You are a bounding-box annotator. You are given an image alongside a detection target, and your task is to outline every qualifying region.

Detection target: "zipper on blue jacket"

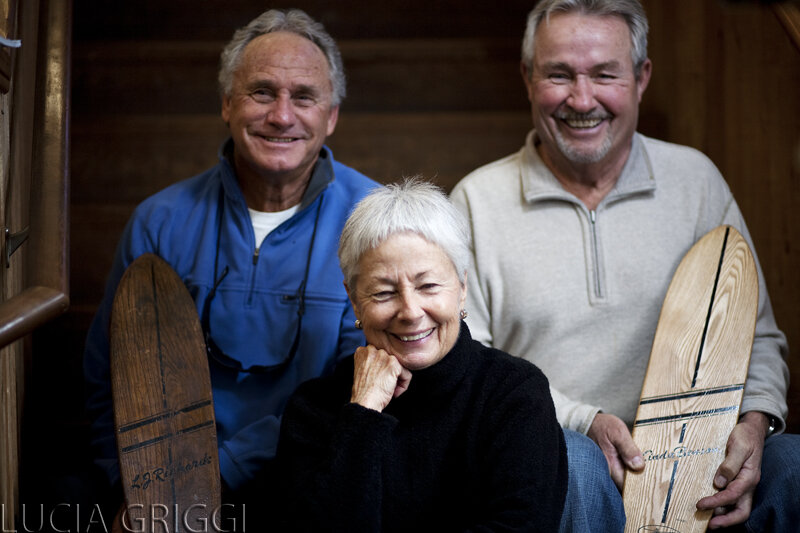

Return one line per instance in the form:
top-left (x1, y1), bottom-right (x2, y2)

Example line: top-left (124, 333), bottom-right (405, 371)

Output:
top-left (247, 246), bottom-right (261, 306)
top-left (590, 209), bottom-right (603, 299)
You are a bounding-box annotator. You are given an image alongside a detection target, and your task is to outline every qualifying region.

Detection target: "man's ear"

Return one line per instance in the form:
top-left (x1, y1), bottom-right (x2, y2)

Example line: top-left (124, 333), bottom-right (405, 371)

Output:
top-left (326, 105), bottom-right (340, 137)
top-left (520, 61), bottom-right (535, 102)
top-left (221, 94), bottom-right (231, 125)
top-left (636, 58), bottom-right (652, 102)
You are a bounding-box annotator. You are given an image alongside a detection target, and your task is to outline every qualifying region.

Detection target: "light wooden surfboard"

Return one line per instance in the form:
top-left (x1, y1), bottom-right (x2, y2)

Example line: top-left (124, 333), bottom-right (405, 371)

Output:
top-left (111, 253), bottom-right (221, 532)
top-left (622, 226), bottom-right (758, 533)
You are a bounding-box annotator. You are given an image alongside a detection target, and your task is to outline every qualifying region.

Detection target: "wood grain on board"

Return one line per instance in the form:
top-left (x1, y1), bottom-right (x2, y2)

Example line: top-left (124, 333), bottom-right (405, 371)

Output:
top-left (623, 226), bottom-right (758, 533)
top-left (111, 254), bottom-right (220, 532)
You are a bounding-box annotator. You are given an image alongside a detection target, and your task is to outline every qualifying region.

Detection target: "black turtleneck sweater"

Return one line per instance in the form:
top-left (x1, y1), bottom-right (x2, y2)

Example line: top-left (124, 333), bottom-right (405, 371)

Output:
top-left (276, 323), bottom-right (567, 532)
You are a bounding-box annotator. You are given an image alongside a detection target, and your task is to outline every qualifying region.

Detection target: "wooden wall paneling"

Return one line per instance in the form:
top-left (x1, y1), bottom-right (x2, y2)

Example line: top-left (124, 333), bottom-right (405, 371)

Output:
top-left (71, 38), bottom-right (528, 116)
top-left (70, 111), bottom-right (530, 207)
top-left (329, 111), bottom-right (531, 190)
top-left (341, 38), bottom-right (527, 112)
top-left (717, 1), bottom-right (800, 428)
top-left (71, 41), bottom-right (223, 117)
top-left (71, 0), bottom-right (535, 41)
top-left (640, 0), bottom-right (800, 430)
top-left (69, 204), bottom-right (136, 309)
top-left (70, 114), bottom-right (227, 205)
top-left (773, 1), bottom-right (800, 53)
top-left (639, 1), bottom-right (710, 148)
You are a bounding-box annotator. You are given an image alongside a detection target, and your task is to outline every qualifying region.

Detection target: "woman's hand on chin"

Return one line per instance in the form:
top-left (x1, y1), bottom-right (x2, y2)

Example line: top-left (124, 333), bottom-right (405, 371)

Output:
top-left (350, 345), bottom-right (412, 412)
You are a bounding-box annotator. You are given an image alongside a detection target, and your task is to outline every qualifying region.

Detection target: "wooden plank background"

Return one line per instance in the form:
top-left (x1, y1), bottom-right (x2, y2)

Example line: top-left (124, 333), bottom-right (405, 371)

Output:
top-left (23, 0), bottom-right (800, 505)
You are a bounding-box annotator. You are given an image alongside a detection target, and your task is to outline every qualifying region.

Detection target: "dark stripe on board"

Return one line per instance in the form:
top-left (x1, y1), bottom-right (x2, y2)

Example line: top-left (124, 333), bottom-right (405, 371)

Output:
top-left (119, 412), bottom-right (170, 434)
top-left (634, 405), bottom-right (739, 427)
top-left (150, 262), bottom-right (179, 520)
top-left (693, 227), bottom-right (730, 388)
top-left (179, 399), bottom-right (212, 413)
top-left (177, 420), bottom-right (215, 435)
top-left (640, 384), bottom-right (745, 406)
top-left (120, 420), bottom-right (214, 452)
top-left (121, 432), bottom-right (173, 453)
top-left (661, 460), bottom-right (680, 523)
top-left (118, 400), bottom-right (213, 434)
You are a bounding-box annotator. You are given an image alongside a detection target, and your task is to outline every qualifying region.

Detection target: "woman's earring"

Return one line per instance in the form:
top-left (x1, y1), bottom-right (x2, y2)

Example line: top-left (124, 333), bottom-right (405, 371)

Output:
top-left (355, 319), bottom-right (363, 329)
top-left (460, 309), bottom-right (468, 320)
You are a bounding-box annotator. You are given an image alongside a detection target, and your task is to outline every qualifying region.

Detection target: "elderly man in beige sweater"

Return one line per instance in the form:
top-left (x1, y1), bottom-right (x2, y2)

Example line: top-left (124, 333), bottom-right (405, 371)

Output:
top-left (451, 0), bottom-right (797, 532)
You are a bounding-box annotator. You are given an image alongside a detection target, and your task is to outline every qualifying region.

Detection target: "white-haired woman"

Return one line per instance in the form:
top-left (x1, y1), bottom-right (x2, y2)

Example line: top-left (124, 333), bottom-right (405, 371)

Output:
top-left (276, 180), bottom-right (567, 531)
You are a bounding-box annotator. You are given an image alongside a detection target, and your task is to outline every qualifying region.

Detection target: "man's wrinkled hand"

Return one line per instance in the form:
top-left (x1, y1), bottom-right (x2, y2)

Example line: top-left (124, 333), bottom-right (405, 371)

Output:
top-left (696, 411), bottom-right (768, 529)
top-left (587, 413), bottom-right (644, 489)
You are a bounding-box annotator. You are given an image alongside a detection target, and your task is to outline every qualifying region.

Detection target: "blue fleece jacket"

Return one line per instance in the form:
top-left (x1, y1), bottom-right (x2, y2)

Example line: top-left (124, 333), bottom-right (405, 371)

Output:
top-left (84, 142), bottom-right (379, 490)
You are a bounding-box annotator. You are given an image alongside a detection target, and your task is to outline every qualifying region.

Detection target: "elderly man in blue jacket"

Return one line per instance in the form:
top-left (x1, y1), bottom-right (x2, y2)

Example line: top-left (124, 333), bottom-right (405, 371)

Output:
top-left (83, 8), bottom-right (378, 521)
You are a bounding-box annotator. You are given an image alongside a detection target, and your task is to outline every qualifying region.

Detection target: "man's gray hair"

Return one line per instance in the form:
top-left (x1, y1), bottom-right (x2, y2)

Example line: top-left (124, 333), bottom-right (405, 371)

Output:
top-left (218, 9), bottom-right (346, 106)
top-left (521, 0), bottom-right (649, 79)
top-left (338, 179), bottom-right (471, 289)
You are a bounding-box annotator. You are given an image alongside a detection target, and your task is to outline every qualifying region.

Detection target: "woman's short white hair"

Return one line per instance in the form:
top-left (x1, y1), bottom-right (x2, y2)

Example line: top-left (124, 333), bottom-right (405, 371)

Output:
top-left (338, 178), bottom-right (471, 289)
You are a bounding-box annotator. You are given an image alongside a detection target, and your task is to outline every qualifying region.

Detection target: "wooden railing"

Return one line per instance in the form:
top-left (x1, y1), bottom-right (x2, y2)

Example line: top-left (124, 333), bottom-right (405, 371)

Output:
top-left (0, 0), bottom-right (70, 349)
top-left (0, 1), bottom-right (70, 528)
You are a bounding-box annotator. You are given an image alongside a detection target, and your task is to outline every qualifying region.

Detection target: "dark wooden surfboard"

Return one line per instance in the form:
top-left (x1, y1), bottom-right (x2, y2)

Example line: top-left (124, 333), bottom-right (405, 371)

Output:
top-left (622, 226), bottom-right (758, 533)
top-left (111, 253), bottom-right (221, 532)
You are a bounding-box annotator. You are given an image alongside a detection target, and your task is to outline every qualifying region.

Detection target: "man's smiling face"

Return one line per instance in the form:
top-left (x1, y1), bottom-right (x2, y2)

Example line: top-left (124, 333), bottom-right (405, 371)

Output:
top-left (222, 31), bottom-right (339, 185)
top-left (524, 12), bottom-right (650, 170)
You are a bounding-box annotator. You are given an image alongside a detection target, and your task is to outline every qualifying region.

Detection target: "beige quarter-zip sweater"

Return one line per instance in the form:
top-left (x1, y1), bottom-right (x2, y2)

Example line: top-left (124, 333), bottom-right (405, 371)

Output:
top-left (451, 130), bottom-right (789, 435)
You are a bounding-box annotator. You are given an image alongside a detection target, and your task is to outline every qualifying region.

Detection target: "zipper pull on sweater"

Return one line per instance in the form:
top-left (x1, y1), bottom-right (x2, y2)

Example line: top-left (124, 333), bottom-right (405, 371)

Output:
top-left (589, 209), bottom-right (603, 299)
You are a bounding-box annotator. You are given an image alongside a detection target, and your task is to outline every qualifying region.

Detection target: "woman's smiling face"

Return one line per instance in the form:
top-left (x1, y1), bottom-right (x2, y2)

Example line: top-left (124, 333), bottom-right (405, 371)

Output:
top-left (349, 233), bottom-right (466, 371)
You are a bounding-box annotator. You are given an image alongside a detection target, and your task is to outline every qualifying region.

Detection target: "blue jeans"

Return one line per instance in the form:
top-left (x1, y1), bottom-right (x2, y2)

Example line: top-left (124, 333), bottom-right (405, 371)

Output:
top-left (561, 429), bottom-right (800, 533)
top-left (560, 429), bottom-right (625, 533)
top-left (741, 433), bottom-right (800, 533)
